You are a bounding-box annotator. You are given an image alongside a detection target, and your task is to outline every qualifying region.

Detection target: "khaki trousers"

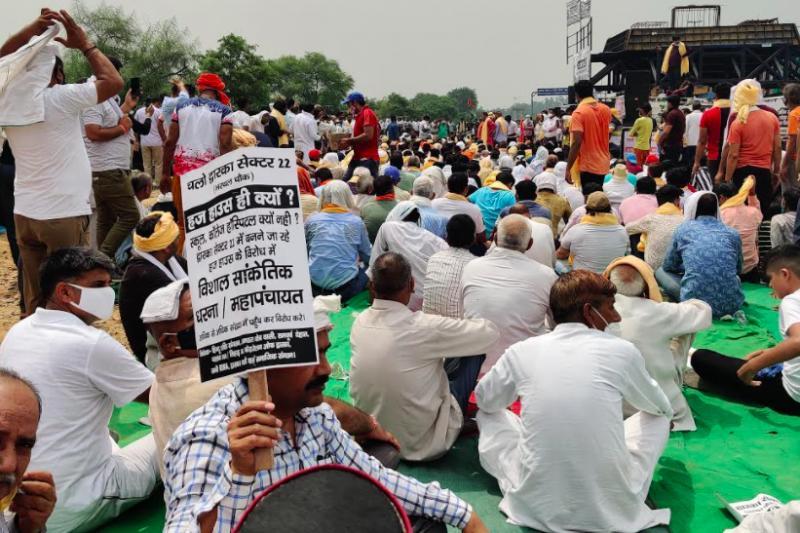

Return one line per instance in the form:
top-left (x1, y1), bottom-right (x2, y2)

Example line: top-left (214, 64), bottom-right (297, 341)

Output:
top-left (15, 213), bottom-right (89, 313)
top-left (92, 169), bottom-right (140, 259)
top-left (141, 145), bottom-right (163, 184)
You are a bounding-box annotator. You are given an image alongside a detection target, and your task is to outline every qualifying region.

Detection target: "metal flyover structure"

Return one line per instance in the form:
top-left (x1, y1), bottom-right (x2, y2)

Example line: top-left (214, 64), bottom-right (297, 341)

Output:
top-left (588, 6), bottom-right (800, 93)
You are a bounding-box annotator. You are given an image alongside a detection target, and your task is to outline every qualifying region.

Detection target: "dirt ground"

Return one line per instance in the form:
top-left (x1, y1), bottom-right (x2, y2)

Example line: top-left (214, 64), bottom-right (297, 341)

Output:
top-left (0, 236), bottom-right (129, 348)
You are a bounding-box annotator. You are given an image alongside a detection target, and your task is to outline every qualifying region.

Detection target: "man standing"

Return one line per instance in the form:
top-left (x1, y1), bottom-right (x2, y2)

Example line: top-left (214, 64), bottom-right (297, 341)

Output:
top-left (0, 9), bottom-right (123, 313)
top-left (724, 79), bottom-right (781, 213)
top-left (684, 102), bottom-right (703, 166)
top-left (161, 72), bottom-right (234, 251)
top-left (629, 104), bottom-right (654, 167)
top-left (566, 80), bottom-right (612, 194)
top-left (83, 56), bottom-right (142, 260)
top-left (494, 113), bottom-right (508, 145)
top-left (661, 35), bottom-right (689, 91)
top-left (476, 270), bottom-right (672, 532)
top-left (0, 369), bottom-right (57, 532)
top-left (0, 248), bottom-right (156, 531)
top-left (137, 95), bottom-right (164, 185)
top-left (291, 103), bottom-right (319, 163)
top-left (351, 253), bottom-right (499, 461)
top-left (659, 95), bottom-right (685, 164)
top-left (341, 91), bottom-right (380, 180)
top-left (462, 215), bottom-right (557, 374)
top-left (693, 83), bottom-right (732, 180)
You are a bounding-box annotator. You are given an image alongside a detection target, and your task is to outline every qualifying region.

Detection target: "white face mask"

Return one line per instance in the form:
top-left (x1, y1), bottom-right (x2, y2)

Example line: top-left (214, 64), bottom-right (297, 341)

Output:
top-left (590, 306), bottom-right (610, 331)
top-left (69, 284), bottom-right (115, 320)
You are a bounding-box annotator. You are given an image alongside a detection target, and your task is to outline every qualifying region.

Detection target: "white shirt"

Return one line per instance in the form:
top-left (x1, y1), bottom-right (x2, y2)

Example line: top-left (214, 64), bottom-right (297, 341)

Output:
top-left (291, 111), bottom-right (319, 161)
top-left (603, 179), bottom-right (635, 209)
top-left (779, 289), bottom-right (800, 402)
top-left (431, 196), bottom-right (485, 234)
top-left (82, 95), bottom-right (131, 171)
top-left (135, 106), bottom-right (162, 147)
top-left (476, 323), bottom-right (673, 532)
top-left (423, 247), bottom-right (475, 318)
top-left (350, 299), bottom-right (499, 460)
top-left (462, 247), bottom-right (557, 374)
top-left (248, 111), bottom-right (268, 133)
top-left (612, 295), bottom-right (712, 431)
top-left (5, 82), bottom-right (97, 220)
top-left (370, 221), bottom-right (448, 308)
top-left (0, 309), bottom-right (153, 512)
top-left (685, 110), bottom-right (703, 146)
top-left (561, 223), bottom-right (630, 273)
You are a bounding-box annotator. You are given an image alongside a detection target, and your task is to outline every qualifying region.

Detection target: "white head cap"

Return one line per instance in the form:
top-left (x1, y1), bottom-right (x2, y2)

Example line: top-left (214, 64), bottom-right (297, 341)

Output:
top-left (314, 295), bottom-right (341, 331)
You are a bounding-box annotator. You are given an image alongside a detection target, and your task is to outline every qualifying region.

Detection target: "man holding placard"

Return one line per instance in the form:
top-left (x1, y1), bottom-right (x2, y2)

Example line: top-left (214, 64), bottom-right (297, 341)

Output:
top-left (163, 296), bottom-right (488, 532)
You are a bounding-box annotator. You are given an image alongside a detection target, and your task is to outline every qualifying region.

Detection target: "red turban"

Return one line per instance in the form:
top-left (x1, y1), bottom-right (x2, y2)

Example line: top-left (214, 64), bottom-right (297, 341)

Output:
top-left (196, 72), bottom-right (231, 106)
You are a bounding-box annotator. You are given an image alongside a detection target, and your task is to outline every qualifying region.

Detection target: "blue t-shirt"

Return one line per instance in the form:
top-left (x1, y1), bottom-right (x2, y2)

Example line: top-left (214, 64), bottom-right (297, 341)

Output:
top-left (468, 187), bottom-right (516, 237)
top-left (305, 212), bottom-right (372, 289)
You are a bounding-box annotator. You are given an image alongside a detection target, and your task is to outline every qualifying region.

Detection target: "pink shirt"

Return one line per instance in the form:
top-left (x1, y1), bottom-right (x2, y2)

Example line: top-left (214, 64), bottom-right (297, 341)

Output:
top-left (619, 194), bottom-right (658, 225)
top-left (720, 199), bottom-right (763, 274)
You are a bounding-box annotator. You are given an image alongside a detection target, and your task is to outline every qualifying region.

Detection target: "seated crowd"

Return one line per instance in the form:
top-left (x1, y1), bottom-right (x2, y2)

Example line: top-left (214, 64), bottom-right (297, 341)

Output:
top-left (2, 12), bottom-right (800, 533)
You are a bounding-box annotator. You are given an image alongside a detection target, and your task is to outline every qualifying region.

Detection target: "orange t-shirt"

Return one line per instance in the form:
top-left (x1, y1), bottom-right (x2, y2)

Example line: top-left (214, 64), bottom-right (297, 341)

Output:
top-left (727, 110), bottom-right (779, 169)
top-left (570, 101), bottom-right (612, 175)
top-left (789, 106), bottom-right (800, 136)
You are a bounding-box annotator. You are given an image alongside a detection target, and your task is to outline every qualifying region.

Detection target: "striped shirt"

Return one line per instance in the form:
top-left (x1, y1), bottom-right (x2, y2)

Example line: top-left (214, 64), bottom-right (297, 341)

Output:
top-left (163, 379), bottom-right (472, 532)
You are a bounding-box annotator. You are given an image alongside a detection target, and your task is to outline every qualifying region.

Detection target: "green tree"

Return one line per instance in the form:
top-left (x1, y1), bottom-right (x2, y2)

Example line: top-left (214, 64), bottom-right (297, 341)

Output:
top-left (198, 34), bottom-right (272, 111)
top-left (447, 87), bottom-right (479, 117)
top-left (123, 19), bottom-right (198, 98)
top-left (63, 1), bottom-right (197, 98)
top-left (374, 92), bottom-right (412, 118)
top-left (267, 53), bottom-right (353, 109)
top-left (410, 93), bottom-right (457, 120)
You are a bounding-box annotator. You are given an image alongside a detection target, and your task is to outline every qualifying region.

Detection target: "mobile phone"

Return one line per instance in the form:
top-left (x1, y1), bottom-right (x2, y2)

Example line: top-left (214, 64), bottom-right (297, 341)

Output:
top-left (130, 77), bottom-right (141, 97)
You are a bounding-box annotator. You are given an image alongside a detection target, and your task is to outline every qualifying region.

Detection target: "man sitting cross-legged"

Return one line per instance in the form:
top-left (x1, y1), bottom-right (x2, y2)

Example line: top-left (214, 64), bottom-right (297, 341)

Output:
top-left (476, 270), bottom-right (673, 533)
top-left (351, 252), bottom-right (499, 461)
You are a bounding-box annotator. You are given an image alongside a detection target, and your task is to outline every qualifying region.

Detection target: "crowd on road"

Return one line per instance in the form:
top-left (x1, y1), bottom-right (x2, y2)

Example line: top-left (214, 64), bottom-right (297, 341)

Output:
top-left (0, 8), bottom-right (800, 533)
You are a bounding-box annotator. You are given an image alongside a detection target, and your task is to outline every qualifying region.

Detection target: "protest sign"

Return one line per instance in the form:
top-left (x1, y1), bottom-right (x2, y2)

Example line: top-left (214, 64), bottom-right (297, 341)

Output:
top-left (181, 147), bottom-right (318, 383)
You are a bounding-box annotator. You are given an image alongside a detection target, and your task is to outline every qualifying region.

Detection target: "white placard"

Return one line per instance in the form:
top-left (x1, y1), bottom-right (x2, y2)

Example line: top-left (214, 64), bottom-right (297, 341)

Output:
top-left (180, 147), bottom-right (317, 382)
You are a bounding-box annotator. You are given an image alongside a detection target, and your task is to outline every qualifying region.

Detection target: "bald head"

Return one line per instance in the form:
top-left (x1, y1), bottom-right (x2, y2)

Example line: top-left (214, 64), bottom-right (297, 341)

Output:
top-left (496, 214), bottom-right (532, 253)
top-left (371, 252), bottom-right (413, 302)
top-left (608, 264), bottom-right (646, 297)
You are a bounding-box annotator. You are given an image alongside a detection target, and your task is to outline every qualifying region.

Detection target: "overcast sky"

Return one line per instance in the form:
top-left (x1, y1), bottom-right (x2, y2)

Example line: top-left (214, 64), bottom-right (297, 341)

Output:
top-left (1, 1), bottom-right (798, 108)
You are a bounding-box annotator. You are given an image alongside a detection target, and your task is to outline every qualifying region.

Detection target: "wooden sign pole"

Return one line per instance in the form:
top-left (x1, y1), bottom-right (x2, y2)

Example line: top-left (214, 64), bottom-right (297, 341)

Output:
top-left (247, 369), bottom-right (274, 470)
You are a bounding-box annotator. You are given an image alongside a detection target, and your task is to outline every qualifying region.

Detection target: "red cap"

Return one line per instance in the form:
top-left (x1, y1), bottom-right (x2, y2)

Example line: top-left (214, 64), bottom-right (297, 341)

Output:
top-left (645, 154), bottom-right (660, 166)
top-left (308, 149), bottom-right (321, 160)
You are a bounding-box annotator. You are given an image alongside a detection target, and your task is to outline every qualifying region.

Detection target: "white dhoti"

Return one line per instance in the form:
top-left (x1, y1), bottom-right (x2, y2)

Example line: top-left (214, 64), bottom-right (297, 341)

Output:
top-left (477, 409), bottom-right (671, 529)
top-left (48, 434), bottom-right (160, 533)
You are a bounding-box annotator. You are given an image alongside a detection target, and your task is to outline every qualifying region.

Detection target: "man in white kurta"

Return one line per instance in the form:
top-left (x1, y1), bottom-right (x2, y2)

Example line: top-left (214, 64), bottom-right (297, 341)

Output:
top-left (462, 214), bottom-right (557, 374)
top-left (476, 270), bottom-right (673, 533)
top-left (351, 252), bottom-right (500, 461)
top-left (605, 256), bottom-right (712, 431)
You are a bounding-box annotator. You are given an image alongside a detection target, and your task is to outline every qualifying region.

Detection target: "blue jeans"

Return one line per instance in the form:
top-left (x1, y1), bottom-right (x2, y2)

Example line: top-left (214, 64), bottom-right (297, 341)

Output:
top-left (447, 354), bottom-right (485, 415)
top-left (655, 267), bottom-right (682, 301)
top-left (312, 268), bottom-right (368, 304)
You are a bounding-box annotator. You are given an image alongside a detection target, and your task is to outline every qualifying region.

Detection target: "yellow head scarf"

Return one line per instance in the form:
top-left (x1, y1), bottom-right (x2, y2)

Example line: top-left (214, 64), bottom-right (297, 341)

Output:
top-left (720, 176), bottom-right (756, 209)
top-left (733, 81), bottom-right (761, 124)
top-left (232, 129), bottom-right (257, 148)
top-left (133, 211), bottom-right (179, 252)
top-left (604, 256), bottom-right (663, 302)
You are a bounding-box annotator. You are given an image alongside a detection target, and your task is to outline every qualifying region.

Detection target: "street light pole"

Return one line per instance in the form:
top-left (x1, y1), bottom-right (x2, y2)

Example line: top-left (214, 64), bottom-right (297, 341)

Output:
top-left (530, 90), bottom-right (536, 116)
